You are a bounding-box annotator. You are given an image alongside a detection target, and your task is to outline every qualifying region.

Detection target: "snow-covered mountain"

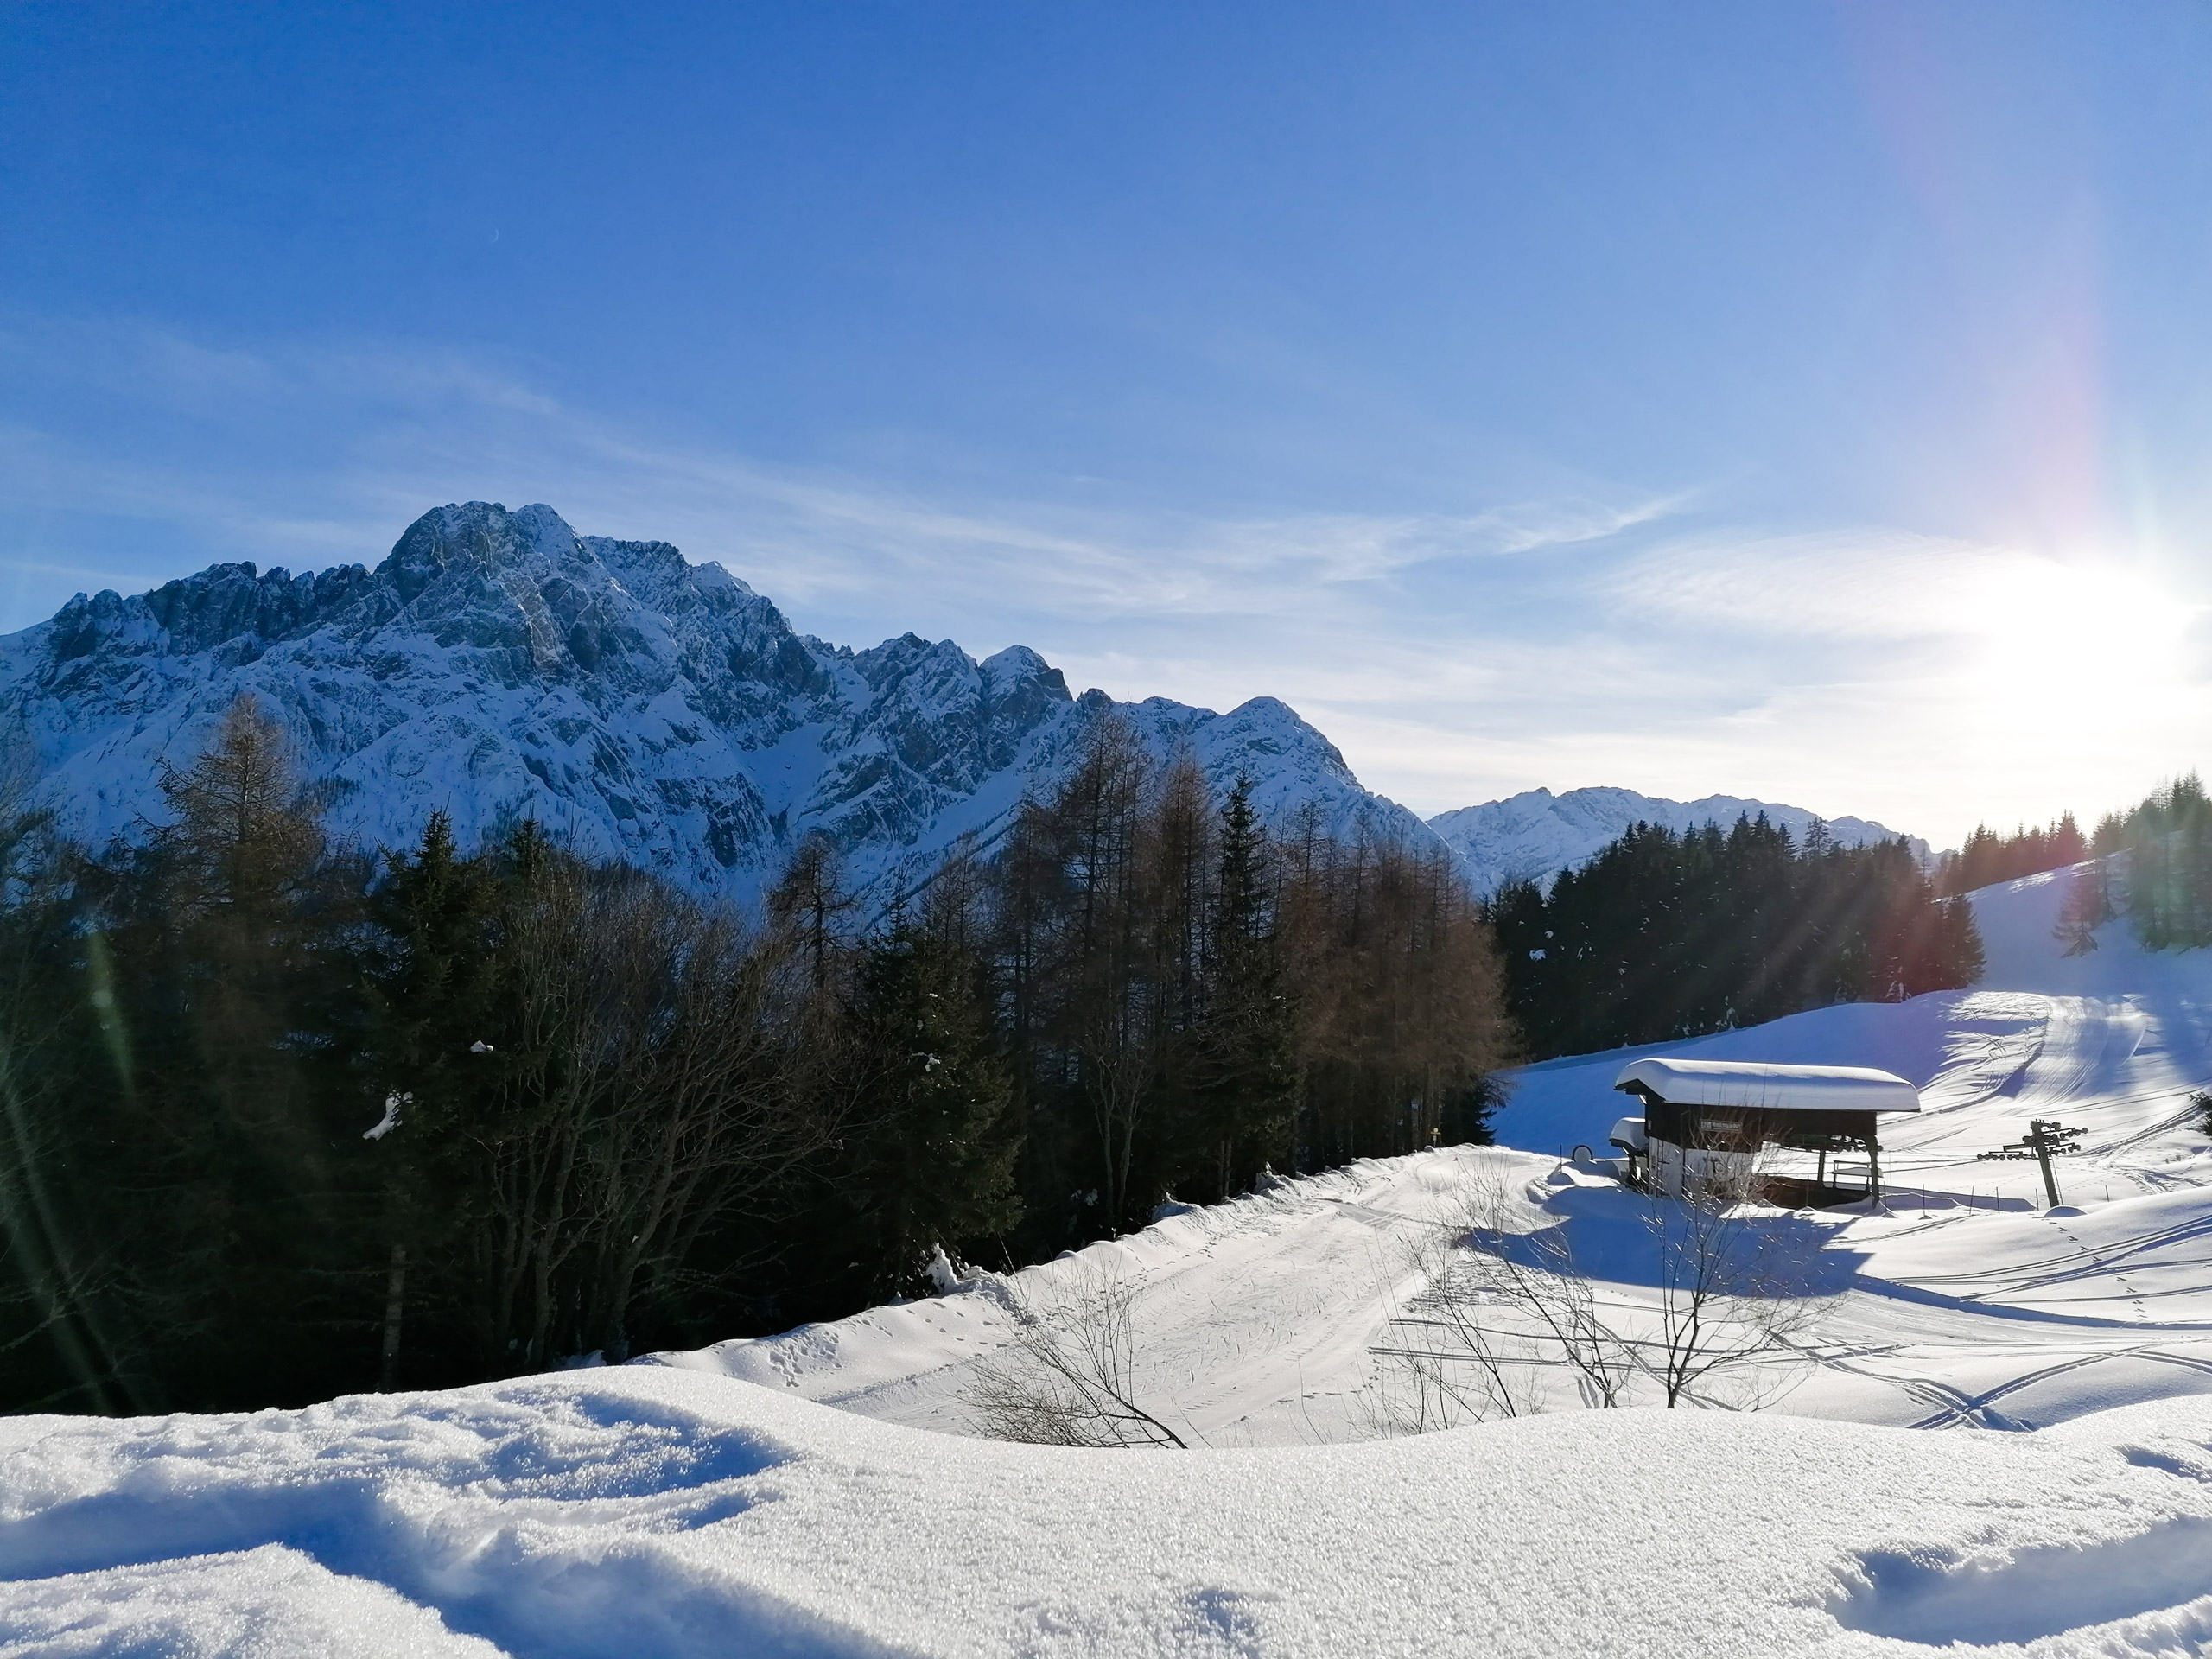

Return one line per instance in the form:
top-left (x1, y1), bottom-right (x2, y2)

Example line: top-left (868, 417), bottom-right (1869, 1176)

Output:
top-left (1429, 785), bottom-right (1924, 897)
top-left (1, 501), bottom-right (1437, 904)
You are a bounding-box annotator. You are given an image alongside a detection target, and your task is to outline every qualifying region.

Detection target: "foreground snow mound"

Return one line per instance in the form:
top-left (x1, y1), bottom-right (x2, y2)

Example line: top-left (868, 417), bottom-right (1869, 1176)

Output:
top-left (2, 1371), bottom-right (2210, 1657)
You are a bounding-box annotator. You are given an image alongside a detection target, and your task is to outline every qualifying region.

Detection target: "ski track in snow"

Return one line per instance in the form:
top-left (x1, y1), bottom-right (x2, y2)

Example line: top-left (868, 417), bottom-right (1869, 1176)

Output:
top-left (7, 863), bottom-right (2212, 1655)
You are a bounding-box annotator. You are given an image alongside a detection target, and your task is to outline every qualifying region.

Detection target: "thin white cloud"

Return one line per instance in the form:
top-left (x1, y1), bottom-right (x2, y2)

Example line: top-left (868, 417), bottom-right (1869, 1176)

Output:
top-left (6, 311), bottom-right (2209, 849)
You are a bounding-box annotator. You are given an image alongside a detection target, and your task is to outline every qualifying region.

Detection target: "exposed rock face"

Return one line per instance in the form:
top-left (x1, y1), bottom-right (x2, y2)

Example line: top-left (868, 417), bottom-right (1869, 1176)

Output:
top-left (1427, 785), bottom-right (1924, 899)
top-left (3, 502), bottom-right (1439, 903)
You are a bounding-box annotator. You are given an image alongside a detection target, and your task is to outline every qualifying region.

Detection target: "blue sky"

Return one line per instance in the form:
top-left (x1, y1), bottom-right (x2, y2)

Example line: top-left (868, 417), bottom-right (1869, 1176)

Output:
top-left (5, 2), bottom-right (2211, 845)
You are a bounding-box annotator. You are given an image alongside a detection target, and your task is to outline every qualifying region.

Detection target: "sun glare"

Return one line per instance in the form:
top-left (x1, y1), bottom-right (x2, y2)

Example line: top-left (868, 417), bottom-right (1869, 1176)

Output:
top-left (1964, 556), bottom-right (2195, 739)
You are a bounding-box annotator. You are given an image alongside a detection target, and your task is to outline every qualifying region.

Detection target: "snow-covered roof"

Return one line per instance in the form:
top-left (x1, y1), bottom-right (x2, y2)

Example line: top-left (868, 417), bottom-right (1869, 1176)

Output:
top-left (1612, 1058), bottom-right (1921, 1114)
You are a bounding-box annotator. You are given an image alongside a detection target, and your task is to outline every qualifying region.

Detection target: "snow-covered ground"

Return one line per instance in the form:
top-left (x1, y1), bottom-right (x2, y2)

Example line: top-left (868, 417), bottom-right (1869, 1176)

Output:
top-left (664, 865), bottom-right (2212, 1442)
top-left (7, 864), bottom-right (2212, 1655)
top-left (4, 1370), bottom-right (2211, 1657)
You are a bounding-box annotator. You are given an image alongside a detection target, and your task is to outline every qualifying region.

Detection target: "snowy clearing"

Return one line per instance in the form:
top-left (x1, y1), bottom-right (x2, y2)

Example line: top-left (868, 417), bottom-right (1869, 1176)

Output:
top-left (7, 864), bottom-right (2212, 1655)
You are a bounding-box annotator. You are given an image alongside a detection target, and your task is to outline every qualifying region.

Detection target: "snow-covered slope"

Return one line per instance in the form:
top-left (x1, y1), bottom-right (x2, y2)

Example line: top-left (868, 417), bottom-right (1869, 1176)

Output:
top-left (1494, 861), bottom-right (2212, 1179)
top-left (657, 858), bottom-right (2212, 1447)
top-left (7, 864), bottom-right (2212, 1654)
top-left (0, 501), bottom-right (1436, 904)
top-left (1429, 785), bottom-right (1923, 896)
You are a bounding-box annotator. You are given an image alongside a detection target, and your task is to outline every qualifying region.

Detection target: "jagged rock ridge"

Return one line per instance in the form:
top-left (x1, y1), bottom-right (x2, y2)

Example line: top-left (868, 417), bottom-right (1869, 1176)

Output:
top-left (2, 502), bottom-right (1439, 903)
top-left (1428, 785), bottom-right (1924, 898)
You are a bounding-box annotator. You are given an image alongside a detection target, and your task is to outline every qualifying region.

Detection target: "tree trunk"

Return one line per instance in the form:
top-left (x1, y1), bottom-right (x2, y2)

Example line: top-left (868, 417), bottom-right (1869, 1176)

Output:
top-left (378, 1243), bottom-right (407, 1390)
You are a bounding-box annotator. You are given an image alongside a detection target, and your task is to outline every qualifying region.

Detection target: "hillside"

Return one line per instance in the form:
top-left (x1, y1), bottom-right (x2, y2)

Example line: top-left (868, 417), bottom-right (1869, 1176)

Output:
top-left (0, 501), bottom-right (1434, 904)
top-left (1429, 784), bottom-right (1923, 896)
top-left (658, 861), bottom-right (2212, 1443)
top-left (3, 863), bottom-right (2212, 1654)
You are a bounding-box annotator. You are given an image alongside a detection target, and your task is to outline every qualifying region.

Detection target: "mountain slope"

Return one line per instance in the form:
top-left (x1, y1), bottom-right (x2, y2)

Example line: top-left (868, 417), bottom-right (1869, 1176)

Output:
top-left (2, 501), bottom-right (1436, 902)
top-left (1429, 784), bottom-right (1923, 896)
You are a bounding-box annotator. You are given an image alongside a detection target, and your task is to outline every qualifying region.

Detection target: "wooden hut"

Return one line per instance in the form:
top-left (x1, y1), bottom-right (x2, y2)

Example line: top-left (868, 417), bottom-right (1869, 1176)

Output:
top-left (1610, 1058), bottom-right (1921, 1207)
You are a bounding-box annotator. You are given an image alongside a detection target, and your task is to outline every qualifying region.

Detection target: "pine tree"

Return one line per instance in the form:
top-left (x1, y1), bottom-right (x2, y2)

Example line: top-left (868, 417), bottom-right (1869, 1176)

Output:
top-left (94, 692), bottom-right (371, 1407)
top-left (2054, 862), bottom-right (2109, 957)
top-left (1190, 776), bottom-right (1298, 1198)
top-left (841, 925), bottom-right (1022, 1291)
top-left (359, 811), bottom-right (507, 1386)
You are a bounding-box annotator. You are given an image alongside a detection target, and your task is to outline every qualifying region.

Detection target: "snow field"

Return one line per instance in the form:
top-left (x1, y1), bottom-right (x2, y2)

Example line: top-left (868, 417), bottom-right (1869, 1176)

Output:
top-left (1497, 865), bottom-right (2212, 1204)
top-left (3, 1368), bottom-right (2211, 1657)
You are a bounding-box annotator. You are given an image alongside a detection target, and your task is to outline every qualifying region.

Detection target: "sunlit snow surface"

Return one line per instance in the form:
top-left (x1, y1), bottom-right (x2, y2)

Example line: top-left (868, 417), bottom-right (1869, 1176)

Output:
top-left (8, 866), bottom-right (2212, 1656)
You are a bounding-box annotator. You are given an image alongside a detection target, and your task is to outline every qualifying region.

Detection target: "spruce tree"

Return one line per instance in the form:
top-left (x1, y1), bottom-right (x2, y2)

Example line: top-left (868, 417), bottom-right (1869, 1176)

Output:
top-left (2054, 862), bottom-right (2108, 957)
top-left (359, 811), bottom-right (508, 1386)
top-left (1190, 777), bottom-right (1298, 1198)
top-left (840, 924), bottom-right (1022, 1293)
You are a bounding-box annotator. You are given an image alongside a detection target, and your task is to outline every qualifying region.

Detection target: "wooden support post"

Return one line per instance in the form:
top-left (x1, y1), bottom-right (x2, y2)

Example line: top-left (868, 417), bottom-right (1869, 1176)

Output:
top-left (2031, 1124), bottom-right (2062, 1209)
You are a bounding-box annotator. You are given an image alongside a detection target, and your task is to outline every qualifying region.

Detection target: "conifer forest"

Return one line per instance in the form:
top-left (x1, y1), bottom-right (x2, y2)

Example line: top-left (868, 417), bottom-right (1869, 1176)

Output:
top-left (1491, 815), bottom-right (1986, 1060)
top-left (13, 695), bottom-right (2202, 1418)
top-left (0, 699), bottom-right (1510, 1413)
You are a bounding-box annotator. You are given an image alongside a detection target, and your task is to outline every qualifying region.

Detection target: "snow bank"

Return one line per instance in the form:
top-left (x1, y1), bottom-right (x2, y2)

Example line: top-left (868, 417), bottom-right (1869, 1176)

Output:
top-left (3, 1369), bottom-right (2210, 1657)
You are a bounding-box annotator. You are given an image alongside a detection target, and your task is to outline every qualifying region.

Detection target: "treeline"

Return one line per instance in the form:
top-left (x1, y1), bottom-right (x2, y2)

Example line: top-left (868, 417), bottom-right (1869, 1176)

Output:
top-left (1492, 815), bottom-right (1983, 1060)
top-left (1959, 773), bottom-right (2212, 954)
top-left (2098, 772), bottom-right (2212, 950)
top-left (0, 698), bottom-right (1510, 1414)
top-left (1938, 814), bottom-right (2090, 895)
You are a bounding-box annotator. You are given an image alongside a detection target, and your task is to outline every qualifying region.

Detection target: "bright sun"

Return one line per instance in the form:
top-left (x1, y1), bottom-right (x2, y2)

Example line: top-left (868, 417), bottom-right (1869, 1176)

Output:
top-left (1965, 556), bottom-right (2196, 741)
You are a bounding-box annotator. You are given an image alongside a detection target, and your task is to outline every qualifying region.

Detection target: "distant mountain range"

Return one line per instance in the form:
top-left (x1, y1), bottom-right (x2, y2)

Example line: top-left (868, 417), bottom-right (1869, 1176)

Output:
top-left (1, 502), bottom-right (1433, 905)
top-left (2, 501), bottom-right (1924, 912)
top-left (1427, 786), bottom-right (1923, 898)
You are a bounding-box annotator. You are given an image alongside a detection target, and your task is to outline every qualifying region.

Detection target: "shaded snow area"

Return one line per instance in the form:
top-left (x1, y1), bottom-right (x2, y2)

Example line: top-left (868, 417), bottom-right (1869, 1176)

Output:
top-left (9, 861), bottom-right (2212, 1655)
top-left (3, 1372), bottom-right (2210, 1658)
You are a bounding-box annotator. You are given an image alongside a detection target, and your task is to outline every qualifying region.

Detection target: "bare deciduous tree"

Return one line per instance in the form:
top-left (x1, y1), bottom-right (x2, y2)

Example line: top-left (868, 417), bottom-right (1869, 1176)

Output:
top-left (1370, 1173), bottom-right (1630, 1430)
top-left (1646, 1161), bottom-right (1830, 1408)
top-left (964, 1266), bottom-right (1189, 1448)
top-left (472, 858), bottom-right (842, 1368)
top-left (1372, 1161), bottom-right (1833, 1423)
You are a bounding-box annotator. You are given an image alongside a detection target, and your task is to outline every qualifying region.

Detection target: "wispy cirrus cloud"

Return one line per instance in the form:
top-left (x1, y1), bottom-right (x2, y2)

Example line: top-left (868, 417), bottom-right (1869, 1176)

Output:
top-left (0, 314), bottom-right (1682, 642)
top-left (1605, 527), bottom-right (2168, 643)
top-left (7, 311), bottom-right (2209, 847)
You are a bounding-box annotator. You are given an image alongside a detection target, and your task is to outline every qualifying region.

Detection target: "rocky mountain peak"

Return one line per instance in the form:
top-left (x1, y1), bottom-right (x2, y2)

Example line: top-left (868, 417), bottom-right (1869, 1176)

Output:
top-left (3, 502), bottom-right (1436, 907)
